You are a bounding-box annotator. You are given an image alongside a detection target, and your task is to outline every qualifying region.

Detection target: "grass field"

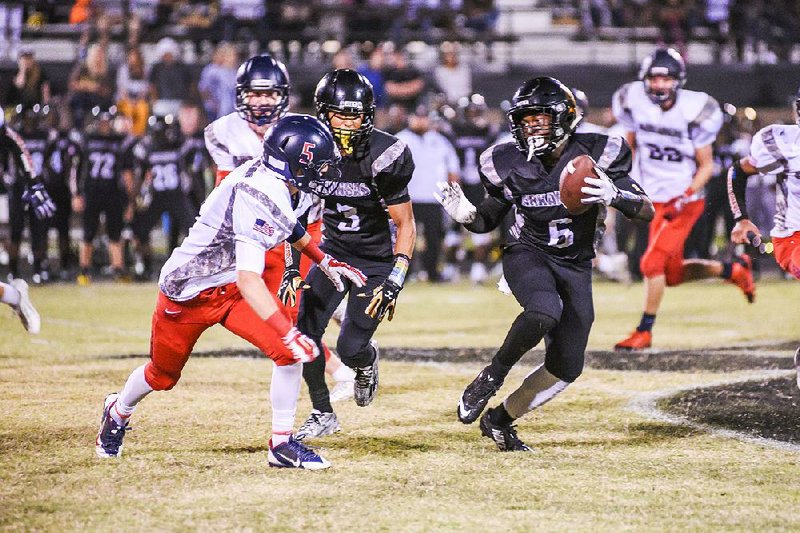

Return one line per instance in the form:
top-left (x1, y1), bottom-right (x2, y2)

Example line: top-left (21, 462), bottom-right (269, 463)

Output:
top-left (1, 279), bottom-right (799, 530)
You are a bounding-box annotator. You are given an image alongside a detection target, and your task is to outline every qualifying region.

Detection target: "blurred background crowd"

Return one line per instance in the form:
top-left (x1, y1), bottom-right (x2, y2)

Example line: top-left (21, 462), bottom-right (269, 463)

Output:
top-left (0, 0), bottom-right (798, 285)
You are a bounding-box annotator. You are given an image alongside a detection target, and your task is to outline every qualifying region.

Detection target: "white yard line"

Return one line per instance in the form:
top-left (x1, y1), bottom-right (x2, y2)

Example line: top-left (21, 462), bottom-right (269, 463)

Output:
top-left (628, 370), bottom-right (800, 453)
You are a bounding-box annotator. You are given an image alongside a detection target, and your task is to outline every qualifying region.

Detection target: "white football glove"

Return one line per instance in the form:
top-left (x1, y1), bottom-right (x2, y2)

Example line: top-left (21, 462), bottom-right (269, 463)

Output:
top-left (580, 166), bottom-right (620, 206)
top-left (319, 254), bottom-right (367, 292)
top-left (434, 181), bottom-right (477, 224)
top-left (281, 327), bottom-right (319, 363)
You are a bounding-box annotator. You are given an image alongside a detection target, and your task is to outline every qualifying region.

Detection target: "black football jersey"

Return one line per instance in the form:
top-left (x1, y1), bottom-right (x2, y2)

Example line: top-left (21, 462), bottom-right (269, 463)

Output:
top-left (322, 128), bottom-right (415, 260)
top-left (44, 131), bottom-right (83, 190)
top-left (20, 129), bottom-right (49, 182)
top-left (451, 121), bottom-right (496, 185)
top-left (134, 138), bottom-right (183, 193)
top-left (479, 133), bottom-right (644, 263)
top-left (80, 132), bottom-right (131, 192)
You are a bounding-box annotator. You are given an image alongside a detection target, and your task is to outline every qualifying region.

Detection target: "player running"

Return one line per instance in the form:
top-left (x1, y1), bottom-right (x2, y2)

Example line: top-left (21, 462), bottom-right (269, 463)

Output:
top-left (95, 115), bottom-right (366, 469)
top-left (437, 77), bottom-right (654, 451)
top-left (612, 48), bottom-right (754, 351)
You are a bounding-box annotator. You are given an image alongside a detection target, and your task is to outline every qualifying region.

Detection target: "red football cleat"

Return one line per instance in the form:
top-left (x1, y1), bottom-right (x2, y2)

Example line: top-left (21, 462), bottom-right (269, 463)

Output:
top-left (614, 330), bottom-right (652, 351)
top-left (729, 254), bottom-right (756, 303)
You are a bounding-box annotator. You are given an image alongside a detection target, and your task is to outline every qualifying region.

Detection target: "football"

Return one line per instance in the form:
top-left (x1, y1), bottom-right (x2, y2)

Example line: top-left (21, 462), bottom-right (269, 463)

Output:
top-left (559, 154), bottom-right (599, 215)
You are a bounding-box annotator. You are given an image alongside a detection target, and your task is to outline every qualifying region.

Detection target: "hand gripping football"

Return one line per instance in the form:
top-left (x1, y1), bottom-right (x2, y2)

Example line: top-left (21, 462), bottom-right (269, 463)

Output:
top-left (559, 154), bottom-right (599, 215)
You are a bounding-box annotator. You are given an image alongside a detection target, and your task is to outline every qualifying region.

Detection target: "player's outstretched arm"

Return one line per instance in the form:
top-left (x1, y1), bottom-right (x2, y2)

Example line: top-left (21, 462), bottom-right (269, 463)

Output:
top-left (435, 181), bottom-right (511, 233)
top-left (728, 157), bottom-right (760, 244)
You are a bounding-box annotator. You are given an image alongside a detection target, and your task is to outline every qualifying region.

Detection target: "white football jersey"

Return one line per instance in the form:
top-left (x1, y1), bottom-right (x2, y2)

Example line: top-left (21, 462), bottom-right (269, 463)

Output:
top-left (612, 81), bottom-right (722, 202)
top-left (159, 159), bottom-right (314, 301)
top-left (747, 124), bottom-right (800, 237)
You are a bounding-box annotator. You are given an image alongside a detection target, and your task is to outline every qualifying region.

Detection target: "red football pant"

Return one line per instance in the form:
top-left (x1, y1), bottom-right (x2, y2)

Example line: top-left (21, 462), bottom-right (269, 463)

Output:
top-left (144, 284), bottom-right (296, 391)
top-left (640, 199), bottom-right (705, 286)
top-left (773, 231), bottom-right (800, 280)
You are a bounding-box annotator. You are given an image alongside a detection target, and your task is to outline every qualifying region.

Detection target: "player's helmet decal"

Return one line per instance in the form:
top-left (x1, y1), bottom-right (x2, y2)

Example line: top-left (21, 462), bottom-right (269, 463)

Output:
top-left (639, 48), bottom-right (686, 105)
top-left (507, 76), bottom-right (579, 159)
top-left (314, 69), bottom-right (375, 155)
top-left (235, 54), bottom-right (290, 127)
top-left (262, 114), bottom-right (341, 196)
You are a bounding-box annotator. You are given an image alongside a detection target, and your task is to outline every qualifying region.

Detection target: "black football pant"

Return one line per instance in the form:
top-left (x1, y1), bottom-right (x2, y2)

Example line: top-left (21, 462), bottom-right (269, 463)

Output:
top-left (411, 202), bottom-right (445, 282)
top-left (297, 244), bottom-right (392, 413)
top-left (7, 182), bottom-right (47, 276)
top-left (500, 244), bottom-right (595, 383)
top-left (47, 185), bottom-right (74, 270)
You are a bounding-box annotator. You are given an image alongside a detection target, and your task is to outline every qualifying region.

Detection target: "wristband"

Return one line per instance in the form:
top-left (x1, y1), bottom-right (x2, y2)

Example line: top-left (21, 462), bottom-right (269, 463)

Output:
top-left (265, 310), bottom-right (292, 337)
top-left (387, 254), bottom-right (410, 287)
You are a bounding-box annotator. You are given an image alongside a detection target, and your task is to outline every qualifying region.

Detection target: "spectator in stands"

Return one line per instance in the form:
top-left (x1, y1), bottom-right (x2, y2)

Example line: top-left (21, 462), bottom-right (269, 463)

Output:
top-left (116, 47), bottom-right (150, 137)
top-left (461, 0), bottom-right (499, 33)
top-left (149, 37), bottom-right (194, 116)
top-left (433, 42), bottom-right (472, 106)
top-left (68, 43), bottom-right (114, 128)
top-left (704, 0), bottom-right (731, 62)
top-left (7, 49), bottom-right (51, 108)
top-left (384, 48), bottom-right (427, 111)
top-left (656, 0), bottom-right (691, 57)
top-left (0, 2), bottom-right (23, 60)
top-left (332, 48), bottom-right (355, 70)
top-left (397, 105), bottom-right (460, 282)
top-left (578, 0), bottom-right (613, 39)
top-left (198, 42), bottom-right (239, 122)
top-left (358, 45), bottom-right (387, 108)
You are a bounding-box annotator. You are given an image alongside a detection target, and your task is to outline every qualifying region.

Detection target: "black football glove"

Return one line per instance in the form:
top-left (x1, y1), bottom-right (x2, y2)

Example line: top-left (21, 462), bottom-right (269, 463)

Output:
top-left (361, 279), bottom-right (402, 322)
top-left (22, 181), bottom-right (56, 220)
top-left (278, 268), bottom-right (310, 307)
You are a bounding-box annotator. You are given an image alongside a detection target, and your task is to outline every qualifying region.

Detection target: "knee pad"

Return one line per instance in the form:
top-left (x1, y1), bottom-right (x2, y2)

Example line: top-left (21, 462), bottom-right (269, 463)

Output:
top-left (521, 309), bottom-right (558, 335)
top-left (336, 335), bottom-right (369, 363)
top-left (144, 360), bottom-right (180, 391)
top-left (545, 359), bottom-right (583, 383)
top-left (640, 249), bottom-right (666, 279)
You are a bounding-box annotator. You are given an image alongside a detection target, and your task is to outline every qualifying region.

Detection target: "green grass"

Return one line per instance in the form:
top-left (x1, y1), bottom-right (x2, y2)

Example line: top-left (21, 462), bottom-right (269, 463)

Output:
top-left (1, 279), bottom-right (799, 530)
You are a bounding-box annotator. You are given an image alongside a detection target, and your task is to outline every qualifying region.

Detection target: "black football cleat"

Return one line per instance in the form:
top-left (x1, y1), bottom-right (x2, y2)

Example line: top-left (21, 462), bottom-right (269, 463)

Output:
top-left (457, 366), bottom-right (502, 424)
top-left (479, 408), bottom-right (532, 452)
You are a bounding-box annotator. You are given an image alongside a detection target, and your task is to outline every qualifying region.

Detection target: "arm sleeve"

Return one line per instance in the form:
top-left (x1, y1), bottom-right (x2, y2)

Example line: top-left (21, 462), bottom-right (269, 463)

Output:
top-left (601, 136), bottom-right (651, 219)
top-left (689, 95), bottom-right (723, 148)
top-left (477, 144), bottom-right (508, 201)
top-left (464, 195), bottom-right (512, 233)
top-left (374, 142), bottom-right (415, 206)
top-left (4, 127), bottom-right (36, 183)
top-left (727, 159), bottom-right (751, 221)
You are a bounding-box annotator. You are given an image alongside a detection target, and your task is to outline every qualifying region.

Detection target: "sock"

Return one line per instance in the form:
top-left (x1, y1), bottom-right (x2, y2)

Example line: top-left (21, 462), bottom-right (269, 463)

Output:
top-left (488, 311), bottom-right (557, 381)
top-left (503, 364), bottom-right (569, 419)
top-left (489, 404), bottom-right (515, 426)
top-left (0, 282), bottom-right (20, 306)
top-left (636, 313), bottom-right (656, 332)
top-left (332, 364), bottom-right (355, 383)
top-left (114, 364), bottom-right (153, 425)
top-left (720, 262), bottom-right (733, 279)
top-left (271, 362), bottom-right (302, 443)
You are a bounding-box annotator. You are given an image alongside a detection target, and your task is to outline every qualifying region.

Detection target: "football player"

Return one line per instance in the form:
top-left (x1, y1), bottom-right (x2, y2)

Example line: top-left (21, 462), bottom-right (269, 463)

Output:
top-left (728, 85), bottom-right (800, 388)
top-left (612, 48), bottom-right (754, 351)
top-left (130, 114), bottom-right (196, 280)
top-left (436, 77), bottom-right (654, 451)
top-left (95, 115), bottom-right (366, 469)
top-left (204, 54), bottom-right (356, 401)
top-left (74, 105), bottom-right (134, 284)
top-left (294, 69), bottom-right (416, 440)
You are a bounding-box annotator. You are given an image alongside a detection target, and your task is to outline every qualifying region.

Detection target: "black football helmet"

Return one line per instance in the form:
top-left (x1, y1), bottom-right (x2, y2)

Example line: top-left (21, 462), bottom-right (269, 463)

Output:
top-left (262, 114), bottom-right (341, 196)
top-left (639, 48), bottom-right (686, 105)
top-left (458, 93), bottom-right (489, 127)
top-left (507, 76), bottom-right (579, 159)
top-left (235, 54), bottom-right (290, 126)
top-left (14, 103), bottom-right (51, 134)
top-left (314, 69), bottom-right (375, 155)
top-left (146, 114), bottom-right (182, 148)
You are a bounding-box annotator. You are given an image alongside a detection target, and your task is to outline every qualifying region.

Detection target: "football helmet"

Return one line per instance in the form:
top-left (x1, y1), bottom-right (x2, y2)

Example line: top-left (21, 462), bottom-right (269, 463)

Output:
top-left (458, 93), bottom-right (489, 127)
top-left (507, 76), bottom-right (579, 159)
top-left (639, 48), bottom-right (686, 105)
top-left (235, 54), bottom-right (290, 126)
top-left (262, 114), bottom-right (341, 196)
top-left (146, 114), bottom-right (182, 148)
top-left (314, 69), bottom-right (375, 155)
top-left (14, 103), bottom-right (51, 134)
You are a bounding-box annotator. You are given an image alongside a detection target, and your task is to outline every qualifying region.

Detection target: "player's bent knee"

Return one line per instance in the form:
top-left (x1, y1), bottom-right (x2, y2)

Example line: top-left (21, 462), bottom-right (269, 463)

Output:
top-left (144, 361), bottom-right (180, 391)
top-left (336, 336), bottom-right (369, 363)
top-left (545, 360), bottom-right (583, 383)
top-left (520, 309), bottom-right (558, 336)
top-left (665, 269), bottom-right (684, 286)
top-left (640, 252), bottom-right (666, 279)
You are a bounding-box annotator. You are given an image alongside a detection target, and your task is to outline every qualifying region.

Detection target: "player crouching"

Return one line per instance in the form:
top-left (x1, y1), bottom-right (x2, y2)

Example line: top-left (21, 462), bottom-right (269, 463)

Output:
top-left (95, 116), bottom-right (366, 469)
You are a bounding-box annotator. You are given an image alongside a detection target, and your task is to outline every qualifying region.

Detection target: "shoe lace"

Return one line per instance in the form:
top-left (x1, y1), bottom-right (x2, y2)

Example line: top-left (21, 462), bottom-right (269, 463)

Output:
top-left (355, 366), bottom-right (374, 388)
top-left (288, 438), bottom-right (322, 462)
top-left (467, 371), bottom-right (499, 399)
top-left (299, 412), bottom-right (323, 432)
top-left (502, 425), bottom-right (527, 450)
top-left (103, 417), bottom-right (131, 445)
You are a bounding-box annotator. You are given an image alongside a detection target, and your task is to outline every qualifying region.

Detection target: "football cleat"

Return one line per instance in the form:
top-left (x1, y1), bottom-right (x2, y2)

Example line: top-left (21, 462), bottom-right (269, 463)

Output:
top-left (457, 366), bottom-right (502, 424)
top-left (95, 393), bottom-right (130, 458)
top-left (9, 278), bottom-right (40, 334)
top-left (794, 347), bottom-right (800, 390)
top-left (296, 410), bottom-right (341, 440)
top-left (353, 340), bottom-right (379, 406)
top-left (479, 408), bottom-right (532, 452)
top-left (614, 330), bottom-right (652, 351)
top-left (268, 436), bottom-right (331, 470)
top-left (329, 380), bottom-right (355, 403)
top-left (729, 254), bottom-right (755, 303)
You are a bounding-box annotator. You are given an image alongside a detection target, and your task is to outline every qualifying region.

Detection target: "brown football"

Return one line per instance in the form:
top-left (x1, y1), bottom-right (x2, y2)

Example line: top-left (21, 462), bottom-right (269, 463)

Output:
top-left (559, 154), bottom-right (599, 215)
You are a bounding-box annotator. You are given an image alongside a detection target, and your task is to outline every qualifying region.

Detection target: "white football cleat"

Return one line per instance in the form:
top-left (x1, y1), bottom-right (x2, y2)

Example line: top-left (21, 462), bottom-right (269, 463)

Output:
top-left (10, 278), bottom-right (40, 334)
top-left (330, 380), bottom-right (355, 403)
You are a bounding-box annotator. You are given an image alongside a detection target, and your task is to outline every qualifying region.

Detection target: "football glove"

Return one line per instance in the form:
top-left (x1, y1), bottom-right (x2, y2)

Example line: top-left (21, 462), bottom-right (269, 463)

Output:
top-left (434, 181), bottom-right (477, 224)
top-left (319, 254), bottom-right (367, 292)
top-left (278, 268), bottom-right (310, 307)
top-left (22, 181), bottom-right (56, 220)
top-left (663, 187), bottom-right (694, 221)
top-left (580, 166), bottom-right (620, 206)
top-left (281, 327), bottom-right (319, 363)
top-left (361, 279), bottom-right (402, 322)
